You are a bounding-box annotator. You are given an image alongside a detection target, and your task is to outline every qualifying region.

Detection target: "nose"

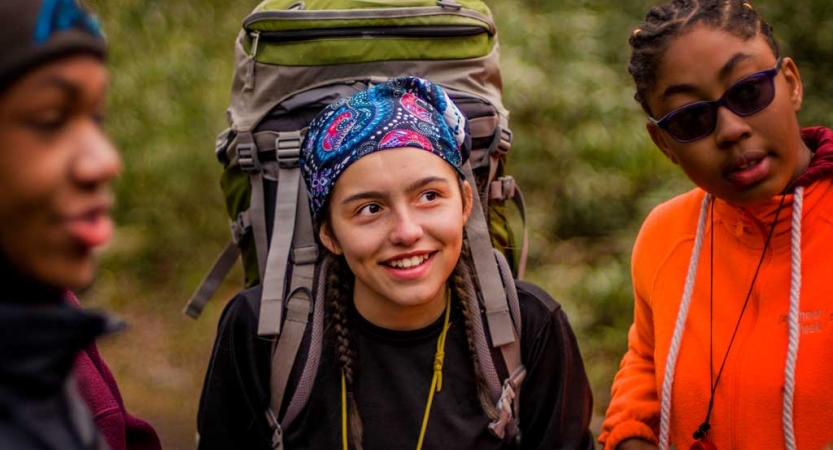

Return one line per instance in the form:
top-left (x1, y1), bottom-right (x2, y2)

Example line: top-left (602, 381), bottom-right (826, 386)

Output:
top-left (71, 122), bottom-right (122, 189)
top-left (388, 208), bottom-right (423, 247)
top-left (714, 106), bottom-right (752, 150)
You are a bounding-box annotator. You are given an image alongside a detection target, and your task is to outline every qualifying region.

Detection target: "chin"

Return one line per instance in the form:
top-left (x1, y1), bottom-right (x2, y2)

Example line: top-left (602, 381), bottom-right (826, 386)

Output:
top-left (42, 258), bottom-right (97, 291)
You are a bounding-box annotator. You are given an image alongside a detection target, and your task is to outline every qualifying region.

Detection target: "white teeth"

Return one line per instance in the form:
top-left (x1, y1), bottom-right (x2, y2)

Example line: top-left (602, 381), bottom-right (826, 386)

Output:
top-left (388, 254), bottom-right (430, 269)
top-left (737, 158), bottom-right (762, 171)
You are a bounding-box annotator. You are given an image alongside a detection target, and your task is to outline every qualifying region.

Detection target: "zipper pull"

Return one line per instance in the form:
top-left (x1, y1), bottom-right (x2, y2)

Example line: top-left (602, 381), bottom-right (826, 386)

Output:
top-left (244, 30), bottom-right (260, 91)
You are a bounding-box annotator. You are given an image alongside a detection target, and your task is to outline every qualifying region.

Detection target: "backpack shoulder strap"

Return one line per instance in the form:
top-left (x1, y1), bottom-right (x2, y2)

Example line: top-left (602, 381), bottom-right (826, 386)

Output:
top-left (485, 248), bottom-right (526, 441)
top-left (461, 161), bottom-right (516, 348)
top-left (258, 130), bottom-right (306, 337)
top-left (264, 179), bottom-right (326, 450)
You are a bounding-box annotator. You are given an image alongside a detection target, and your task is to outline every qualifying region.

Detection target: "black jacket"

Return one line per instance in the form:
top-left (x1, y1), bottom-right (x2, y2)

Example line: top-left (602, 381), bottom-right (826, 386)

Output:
top-left (0, 298), bottom-right (111, 450)
top-left (197, 280), bottom-right (594, 450)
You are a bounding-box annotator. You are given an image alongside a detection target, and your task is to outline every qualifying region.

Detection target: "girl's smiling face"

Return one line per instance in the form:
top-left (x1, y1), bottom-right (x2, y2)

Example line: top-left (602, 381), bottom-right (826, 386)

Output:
top-left (320, 147), bottom-right (471, 330)
top-left (0, 55), bottom-right (120, 290)
top-left (645, 25), bottom-right (811, 206)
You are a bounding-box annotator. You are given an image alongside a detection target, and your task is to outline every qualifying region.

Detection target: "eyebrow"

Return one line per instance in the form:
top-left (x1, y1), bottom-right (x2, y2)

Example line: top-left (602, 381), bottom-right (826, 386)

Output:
top-left (660, 52), bottom-right (755, 100)
top-left (338, 176), bottom-right (451, 206)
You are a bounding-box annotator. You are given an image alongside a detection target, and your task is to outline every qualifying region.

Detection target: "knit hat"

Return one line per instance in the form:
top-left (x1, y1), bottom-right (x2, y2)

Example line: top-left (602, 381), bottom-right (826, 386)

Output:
top-left (300, 76), bottom-right (471, 218)
top-left (0, 0), bottom-right (106, 92)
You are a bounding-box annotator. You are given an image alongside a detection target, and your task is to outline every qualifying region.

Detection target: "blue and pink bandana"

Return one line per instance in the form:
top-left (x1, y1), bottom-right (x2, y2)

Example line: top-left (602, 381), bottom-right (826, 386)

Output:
top-left (300, 76), bottom-right (469, 218)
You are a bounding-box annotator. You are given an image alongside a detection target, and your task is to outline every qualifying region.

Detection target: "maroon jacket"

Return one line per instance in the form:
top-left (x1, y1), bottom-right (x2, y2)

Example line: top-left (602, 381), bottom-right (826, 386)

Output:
top-left (67, 292), bottom-right (162, 450)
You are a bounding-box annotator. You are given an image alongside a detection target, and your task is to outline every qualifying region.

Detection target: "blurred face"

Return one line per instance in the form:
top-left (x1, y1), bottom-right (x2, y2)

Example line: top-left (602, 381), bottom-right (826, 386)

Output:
top-left (645, 26), bottom-right (811, 207)
top-left (0, 55), bottom-right (120, 290)
top-left (320, 147), bottom-right (472, 330)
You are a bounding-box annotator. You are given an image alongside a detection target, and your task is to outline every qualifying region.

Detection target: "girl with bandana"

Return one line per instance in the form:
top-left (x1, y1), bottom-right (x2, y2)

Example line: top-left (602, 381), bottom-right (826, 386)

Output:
top-left (197, 77), bottom-right (594, 450)
top-left (600, 1), bottom-right (833, 450)
top-left (0, 1), bottom-right (160, 449)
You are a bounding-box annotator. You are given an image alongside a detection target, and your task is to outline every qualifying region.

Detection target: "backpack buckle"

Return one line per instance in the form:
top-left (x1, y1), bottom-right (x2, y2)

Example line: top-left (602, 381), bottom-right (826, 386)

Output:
top-left (292, 244), bottom-right (318, 265)
top-left (229, 211), bottom-right (252, 245)
top-left (489, 176), bottom-right (516, 202)
top-left (276, 131), bottom-right (304, 168)
top-left (237, 132), bottom-right (261, 172)
top-left (490, 125), bottom-right (512, 158)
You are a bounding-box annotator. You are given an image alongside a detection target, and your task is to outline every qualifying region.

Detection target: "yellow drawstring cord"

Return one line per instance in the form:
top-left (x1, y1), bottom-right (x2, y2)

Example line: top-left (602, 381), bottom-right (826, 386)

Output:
top-left (341, 292), bottom-right (452, 450)
top-left (341, 370), bottom-right (348, 450)
top-left (416, 295), bottom-right (452, 450)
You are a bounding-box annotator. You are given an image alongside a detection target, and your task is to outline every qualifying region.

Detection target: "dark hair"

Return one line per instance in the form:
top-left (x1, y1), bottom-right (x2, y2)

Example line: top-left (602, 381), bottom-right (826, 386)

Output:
top-left (628, 0), bottom-right (780, 116)
top-left (323, 243), bottom-right (495, 449)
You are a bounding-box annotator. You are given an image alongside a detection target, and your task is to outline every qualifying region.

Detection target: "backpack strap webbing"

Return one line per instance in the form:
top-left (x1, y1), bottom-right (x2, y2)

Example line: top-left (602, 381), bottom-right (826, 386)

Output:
top-left (182, 240), bottom-right (241, 318)
top-left (486, 249), bottom-right (525, 441)
top-left (258, 131), bottom-right (305, 337)
top-left (237, 130), bottom-right (270, 281)
top-left (266, 180), bottom-right (319, 449)
top-left (266, 239), bottom-right (327, 450)
top-left (462, 161), bottom-right (516, 348)
top-left (458, 248), bottom-right (525, 441)
top-left (489, 176), bottom-right (529, 280)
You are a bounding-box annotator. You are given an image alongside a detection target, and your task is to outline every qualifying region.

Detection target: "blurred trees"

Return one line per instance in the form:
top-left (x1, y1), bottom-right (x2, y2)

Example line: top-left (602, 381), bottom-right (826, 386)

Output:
top-left (85, 0), bottom-right (833, 447)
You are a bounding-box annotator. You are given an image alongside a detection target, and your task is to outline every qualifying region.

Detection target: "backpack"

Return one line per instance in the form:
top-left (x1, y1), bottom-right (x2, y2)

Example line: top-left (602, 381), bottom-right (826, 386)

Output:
top-left (184, 0), bottom-right (529, 446)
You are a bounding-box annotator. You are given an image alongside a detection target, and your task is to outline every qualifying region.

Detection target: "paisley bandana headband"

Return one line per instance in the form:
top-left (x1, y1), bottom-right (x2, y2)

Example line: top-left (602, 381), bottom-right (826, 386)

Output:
top-left (300, 76), bottom-right (470, 218)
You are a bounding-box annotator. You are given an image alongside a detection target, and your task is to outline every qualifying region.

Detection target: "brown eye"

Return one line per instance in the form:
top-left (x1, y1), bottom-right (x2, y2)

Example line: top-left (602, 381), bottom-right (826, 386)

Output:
top-left (357, 203), bottom-right (382, 216)
top-left (420, 191), bottom-right (439, 202)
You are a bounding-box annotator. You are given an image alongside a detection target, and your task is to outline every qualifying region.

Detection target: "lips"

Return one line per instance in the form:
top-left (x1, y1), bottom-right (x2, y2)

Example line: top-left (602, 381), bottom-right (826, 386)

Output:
top-left (383, 252), bottom-right (434, 269)
top-left (64, 206), bottom-right (114, 249)
top-left (381, 251), bottom-right (436, 281)
top-left (726, 152), bottom-right (771, 188)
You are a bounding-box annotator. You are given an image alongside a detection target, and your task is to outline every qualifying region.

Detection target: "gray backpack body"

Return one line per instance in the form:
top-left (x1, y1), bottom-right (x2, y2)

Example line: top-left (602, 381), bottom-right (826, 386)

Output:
top-left (185, 1), bottom-right (529, 447)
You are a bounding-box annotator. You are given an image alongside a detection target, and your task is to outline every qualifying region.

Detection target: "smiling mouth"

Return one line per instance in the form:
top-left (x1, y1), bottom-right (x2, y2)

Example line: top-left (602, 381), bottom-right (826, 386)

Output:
top-left (384, 253), bottom-right (433, 269)
top-left (732, 158), bottom-right (764, 172)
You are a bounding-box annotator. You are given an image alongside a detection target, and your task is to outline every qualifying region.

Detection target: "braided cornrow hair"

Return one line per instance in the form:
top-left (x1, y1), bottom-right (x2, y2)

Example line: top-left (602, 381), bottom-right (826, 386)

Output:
top-left (324, 251), bottom-right (364, 450)
top-left (450, 247), bottom-right (500, 421)
top-left (629, 0), bottom-right (780, 116)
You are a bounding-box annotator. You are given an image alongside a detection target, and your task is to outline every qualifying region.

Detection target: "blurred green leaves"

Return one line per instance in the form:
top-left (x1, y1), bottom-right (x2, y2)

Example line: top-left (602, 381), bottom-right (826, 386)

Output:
top-left (84, 0), bottom-right (833, 444)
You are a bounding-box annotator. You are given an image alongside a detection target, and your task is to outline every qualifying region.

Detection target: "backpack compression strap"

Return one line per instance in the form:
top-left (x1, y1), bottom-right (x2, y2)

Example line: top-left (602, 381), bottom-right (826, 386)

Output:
top-left (457, 247), bottom-right (525, 441)
top-left (265, 180), bottom-right (321, 450)
top-left (461, 161), bottom-right (516, 348)
top-left (487, 249), bottom-right (526, 440)
top-left (258, 130), bottom-right (306, 337)
top-left (489, 176), bottom-right (529, 280)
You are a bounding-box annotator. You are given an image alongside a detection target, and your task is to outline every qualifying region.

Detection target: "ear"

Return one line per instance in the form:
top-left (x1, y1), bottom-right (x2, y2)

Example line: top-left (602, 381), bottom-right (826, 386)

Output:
top-left (647, 121), bottom-right (679, 165)
top-left (318, 223), bottom-right (343, 255)
top-left (781, 57), bottom-right (804, 113)
top-left (461, 180), bottom-right (474, 225)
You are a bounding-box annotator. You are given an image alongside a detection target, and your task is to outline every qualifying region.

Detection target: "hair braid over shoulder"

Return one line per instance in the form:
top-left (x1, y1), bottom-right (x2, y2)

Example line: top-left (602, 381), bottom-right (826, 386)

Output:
top-left (324, 252), bottom-right (364, 450)
top-left (629, 0), bottom-right (780, 115)
top-left (450, 251), bottom-right (500, 420)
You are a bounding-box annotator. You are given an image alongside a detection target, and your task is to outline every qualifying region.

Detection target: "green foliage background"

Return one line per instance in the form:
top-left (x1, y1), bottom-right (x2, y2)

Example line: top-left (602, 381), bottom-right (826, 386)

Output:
top-left (82, 0), bottom-right (833, 448)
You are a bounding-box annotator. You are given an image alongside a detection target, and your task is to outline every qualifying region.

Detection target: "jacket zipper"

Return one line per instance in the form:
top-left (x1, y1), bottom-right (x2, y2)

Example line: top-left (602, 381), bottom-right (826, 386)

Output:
top-left (244, 30), bottom-right (261, 91)
top-left (243, 6), bottom-right (496, 35)
top-left (253, 24), bottom-right (486, 43)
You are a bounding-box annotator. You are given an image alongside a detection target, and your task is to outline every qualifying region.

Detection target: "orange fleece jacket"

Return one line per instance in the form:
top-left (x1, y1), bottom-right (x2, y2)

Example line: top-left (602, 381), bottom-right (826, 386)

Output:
top-left (600, 176), bottom-right (833, 450)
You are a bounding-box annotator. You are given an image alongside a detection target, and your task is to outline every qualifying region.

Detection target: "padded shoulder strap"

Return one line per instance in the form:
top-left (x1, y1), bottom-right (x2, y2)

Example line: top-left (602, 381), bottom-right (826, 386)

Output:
top-left (486, 249), bottom-right (526, 441)
top-left (461, 161), bottom-right (516, 348)
top-left (258, 131), bottom-right (305, 336)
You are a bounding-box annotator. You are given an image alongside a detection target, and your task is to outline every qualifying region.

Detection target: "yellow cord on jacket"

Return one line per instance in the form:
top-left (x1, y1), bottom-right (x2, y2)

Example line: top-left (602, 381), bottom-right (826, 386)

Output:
top-left (341, 293), bottom-right (452, 450)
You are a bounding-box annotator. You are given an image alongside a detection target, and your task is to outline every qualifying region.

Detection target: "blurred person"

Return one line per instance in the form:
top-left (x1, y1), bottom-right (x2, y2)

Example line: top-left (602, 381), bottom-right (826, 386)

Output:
top-left (600, 1), bottom-right (833, 449)
top-left (0, 1), bottom-right (160, 449)
top-left (197, 76), bottom-right (594, 450)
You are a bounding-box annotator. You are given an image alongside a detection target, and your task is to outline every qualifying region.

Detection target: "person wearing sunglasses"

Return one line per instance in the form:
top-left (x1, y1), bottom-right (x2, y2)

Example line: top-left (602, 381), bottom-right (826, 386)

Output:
top-left (0, 1), bottom-right (160, 449)
top-left (599, 1), bottom-right (833, 450)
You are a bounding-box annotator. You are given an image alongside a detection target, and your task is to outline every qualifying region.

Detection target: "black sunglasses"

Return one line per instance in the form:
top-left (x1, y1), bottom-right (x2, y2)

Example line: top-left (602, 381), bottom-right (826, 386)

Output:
top-left (651, 58), bottom-right (783, 143)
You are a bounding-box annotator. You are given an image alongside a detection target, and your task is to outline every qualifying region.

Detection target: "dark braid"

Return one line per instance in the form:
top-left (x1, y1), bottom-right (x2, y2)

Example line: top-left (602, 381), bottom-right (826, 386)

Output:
top-left (324, 252), bottom-right (364, 450)
top-left (450, 250), bottom-right (499, 420)
top-left (629, 0), bottom-right (781, 116)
